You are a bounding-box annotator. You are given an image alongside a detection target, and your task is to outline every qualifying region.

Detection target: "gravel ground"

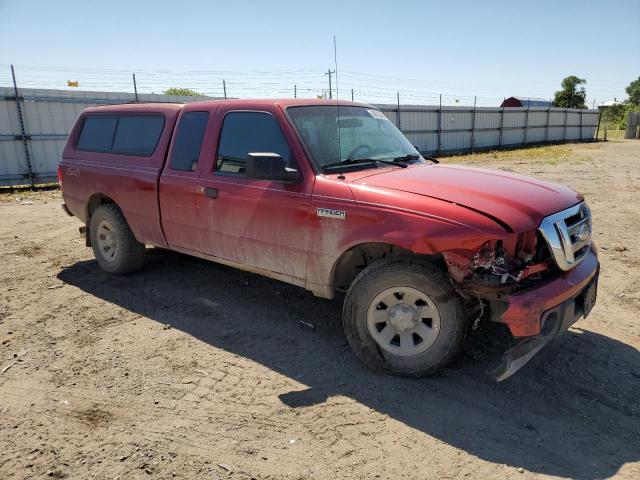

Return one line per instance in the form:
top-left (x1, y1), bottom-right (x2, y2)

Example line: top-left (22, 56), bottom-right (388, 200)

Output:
top-left (1, 140), bottom-right (639, 480)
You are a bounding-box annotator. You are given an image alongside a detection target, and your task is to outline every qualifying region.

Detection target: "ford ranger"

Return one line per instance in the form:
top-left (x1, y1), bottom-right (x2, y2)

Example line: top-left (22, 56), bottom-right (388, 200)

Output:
top-left (58, 99), bottom-right (599, 380)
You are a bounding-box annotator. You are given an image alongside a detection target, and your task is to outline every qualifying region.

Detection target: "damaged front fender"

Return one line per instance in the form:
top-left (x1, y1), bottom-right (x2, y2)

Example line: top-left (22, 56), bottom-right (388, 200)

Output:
top-left (442, 233), bottom-right (549, 297)
top-left (441, 232), bottom-right (553, 337)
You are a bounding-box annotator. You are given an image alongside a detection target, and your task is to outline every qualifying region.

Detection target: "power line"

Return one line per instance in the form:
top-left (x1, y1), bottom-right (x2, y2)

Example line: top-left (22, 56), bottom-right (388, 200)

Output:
top-left (1, 63), bottom-right (621, 107)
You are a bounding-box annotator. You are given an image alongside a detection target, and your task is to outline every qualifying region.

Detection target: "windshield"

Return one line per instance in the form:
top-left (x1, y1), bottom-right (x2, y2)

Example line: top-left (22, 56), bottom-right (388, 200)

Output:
top-left (287, 105), bottom-right (423, 170)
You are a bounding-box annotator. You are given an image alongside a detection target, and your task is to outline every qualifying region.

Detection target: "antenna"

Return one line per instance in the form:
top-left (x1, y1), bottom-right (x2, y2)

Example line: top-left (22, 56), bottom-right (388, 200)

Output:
top-left (334, 35), bottom-right (339, 101)
top-left (334, 35), bottom-right (342, 162)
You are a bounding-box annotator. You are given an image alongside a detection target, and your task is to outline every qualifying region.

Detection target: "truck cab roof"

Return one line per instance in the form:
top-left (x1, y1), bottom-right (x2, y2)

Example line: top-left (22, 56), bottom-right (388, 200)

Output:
top-left (83, 98), bottom-right (374, 114)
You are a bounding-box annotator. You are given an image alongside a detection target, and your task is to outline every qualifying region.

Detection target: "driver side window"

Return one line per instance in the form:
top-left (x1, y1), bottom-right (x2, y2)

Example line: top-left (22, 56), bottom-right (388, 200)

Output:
top-left (216, 111), bottom-right (295, 176)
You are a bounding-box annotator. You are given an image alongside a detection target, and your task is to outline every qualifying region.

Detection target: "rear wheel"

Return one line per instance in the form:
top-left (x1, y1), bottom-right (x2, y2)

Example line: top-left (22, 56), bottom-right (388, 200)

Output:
top-left (343, 257), bottom-right (468, 377)
top-left (89, 203), bottom-right (145, 275)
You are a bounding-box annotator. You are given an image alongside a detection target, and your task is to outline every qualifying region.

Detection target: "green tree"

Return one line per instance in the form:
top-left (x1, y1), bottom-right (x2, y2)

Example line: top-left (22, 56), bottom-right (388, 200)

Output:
top-left (163, 87), bottom-right (201, 96)
top-left (601, 103), bottom-right (625, 128)
top-left (553, 76), bottom-right (587, 109)
top-left (602, 102), bottom-right (640, 130)
top-left (626, 77), bottom-right (640, 105)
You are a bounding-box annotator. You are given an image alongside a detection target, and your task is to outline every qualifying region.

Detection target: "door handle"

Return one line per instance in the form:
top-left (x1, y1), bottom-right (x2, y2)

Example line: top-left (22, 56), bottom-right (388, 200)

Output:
top-left (200, 186), bottom-right (218, 199)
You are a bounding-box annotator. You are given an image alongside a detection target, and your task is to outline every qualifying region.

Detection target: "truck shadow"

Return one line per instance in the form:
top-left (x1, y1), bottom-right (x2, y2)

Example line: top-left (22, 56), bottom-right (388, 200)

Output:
top-left (57, 249), bottom-right (640, 480)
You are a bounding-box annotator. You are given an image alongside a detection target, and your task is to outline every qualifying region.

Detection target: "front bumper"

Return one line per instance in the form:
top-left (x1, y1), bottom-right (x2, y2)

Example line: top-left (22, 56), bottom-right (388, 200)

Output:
top-left (490, 250), bottom-right (599, 381)
top-left (498, 246), bottom-right (599, 337)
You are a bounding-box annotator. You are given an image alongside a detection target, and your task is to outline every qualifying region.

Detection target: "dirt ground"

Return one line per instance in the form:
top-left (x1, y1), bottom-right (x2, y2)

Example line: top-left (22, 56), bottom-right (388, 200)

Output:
top-left (1, 140), bottom-right (639, 480)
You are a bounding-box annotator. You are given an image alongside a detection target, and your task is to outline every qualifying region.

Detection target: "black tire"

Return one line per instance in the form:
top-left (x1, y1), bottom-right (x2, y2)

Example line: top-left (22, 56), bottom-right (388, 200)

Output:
top-left (342, 257), bottom-right (468, 377)
top-left (89, 203), bottom-right (145, 275)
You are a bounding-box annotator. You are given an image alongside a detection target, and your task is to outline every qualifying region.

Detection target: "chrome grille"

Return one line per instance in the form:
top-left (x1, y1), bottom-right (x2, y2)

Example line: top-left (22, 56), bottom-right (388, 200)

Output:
top-left (538, 202), bottom-right (592, 271)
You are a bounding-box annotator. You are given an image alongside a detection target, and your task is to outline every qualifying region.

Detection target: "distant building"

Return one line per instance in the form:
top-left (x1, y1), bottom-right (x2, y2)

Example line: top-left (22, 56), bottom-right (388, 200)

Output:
top-left (500, 97), bottom-right (552, 108)
top-left (599, 98), bottom-right (623, 108)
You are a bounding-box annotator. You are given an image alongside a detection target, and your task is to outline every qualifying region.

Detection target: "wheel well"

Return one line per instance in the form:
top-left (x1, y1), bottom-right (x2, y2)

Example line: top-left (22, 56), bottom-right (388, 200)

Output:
top-left (332, 242), bottom-right (443, 294)
top-left (84, 194), bottom-right (117, 247)
top-left (333, 243), bottom-right (447, 294)
top-left (87, 193), bottom-right (116, 220)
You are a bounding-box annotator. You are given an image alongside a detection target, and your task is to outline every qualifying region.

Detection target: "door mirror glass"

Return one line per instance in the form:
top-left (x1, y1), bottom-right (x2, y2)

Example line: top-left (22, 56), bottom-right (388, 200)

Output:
top-left (246, 152), bottom-right (298, 182)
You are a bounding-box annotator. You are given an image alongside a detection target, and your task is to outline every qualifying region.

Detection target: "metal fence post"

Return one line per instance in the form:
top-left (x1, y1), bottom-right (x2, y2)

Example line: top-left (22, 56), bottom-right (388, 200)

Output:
top-left (523, 98), bottom-right (530, 146)
top-left (10, 65), bottom-right (34, 187)
top-left (223, 79), bottom-right (227, 99)
top-left (351, 89), bottom-right (354, 101)
top-left (563, 108), bottom-right (568, 142)
top-left (498, 98), bottom-right (505, 148)
top-left (396, 91), bottom-right (401, 130)
top-left (579, 107), bottom-right (583, 141)
top-left (437, 94), bottom-right (442, 153)
top-left (470, 95), bottom-right (477, 151)
top-left (132, 73), bottom-right (139, 102)
top-left (294, 84), bottom-right (297, 98)
top-left (544, 100), bottom-right (551, 142)
top-left (595, 110), bottom-right (602, 140)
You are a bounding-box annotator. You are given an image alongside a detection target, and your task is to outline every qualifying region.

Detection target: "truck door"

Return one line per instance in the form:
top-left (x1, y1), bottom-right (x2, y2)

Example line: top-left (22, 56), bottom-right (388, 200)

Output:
top-left (159, 110), bottom-right (211, 250)
top-left (195, 107), bottom-right (312, 280)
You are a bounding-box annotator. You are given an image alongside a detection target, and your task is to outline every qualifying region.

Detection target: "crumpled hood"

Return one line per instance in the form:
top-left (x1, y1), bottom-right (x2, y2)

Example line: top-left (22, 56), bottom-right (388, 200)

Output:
top-left (352, 164), bottom-right (583, 232)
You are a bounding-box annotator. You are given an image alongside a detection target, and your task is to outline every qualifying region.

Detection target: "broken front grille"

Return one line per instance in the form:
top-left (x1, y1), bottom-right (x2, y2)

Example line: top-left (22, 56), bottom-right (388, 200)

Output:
top-left (538, 202), bottom-right (592, 271)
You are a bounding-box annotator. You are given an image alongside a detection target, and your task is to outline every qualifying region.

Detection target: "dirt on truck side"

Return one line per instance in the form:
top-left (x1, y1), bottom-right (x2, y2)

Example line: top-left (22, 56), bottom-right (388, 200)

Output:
top-left (1, 140), bottom-right (639, 480)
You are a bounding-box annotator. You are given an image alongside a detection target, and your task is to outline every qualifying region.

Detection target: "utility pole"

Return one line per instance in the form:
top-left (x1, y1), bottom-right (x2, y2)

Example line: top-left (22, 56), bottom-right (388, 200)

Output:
top-left (569, 90), bottom-right (573, 109)
top-left (325, 69), bottom-right (335, 99)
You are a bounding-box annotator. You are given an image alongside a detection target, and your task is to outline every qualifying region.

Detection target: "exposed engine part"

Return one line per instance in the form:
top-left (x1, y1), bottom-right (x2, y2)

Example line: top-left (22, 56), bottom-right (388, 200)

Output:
top-left (443, 237), bottom-right (549, 296)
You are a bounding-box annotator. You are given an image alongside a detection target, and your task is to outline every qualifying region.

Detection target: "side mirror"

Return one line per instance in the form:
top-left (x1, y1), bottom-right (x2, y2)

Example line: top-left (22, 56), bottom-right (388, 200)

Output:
top-left (246, 152), bottom-right (299, 182)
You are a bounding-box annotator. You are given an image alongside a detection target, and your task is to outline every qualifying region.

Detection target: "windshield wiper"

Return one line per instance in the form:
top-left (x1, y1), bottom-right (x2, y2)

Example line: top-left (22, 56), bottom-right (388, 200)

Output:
top-left (392, 153), bottom-right (420, 162)
top-left (392, 153), bottom-right (439, 164)
top-left (322, 157), bottom-right (407, 172)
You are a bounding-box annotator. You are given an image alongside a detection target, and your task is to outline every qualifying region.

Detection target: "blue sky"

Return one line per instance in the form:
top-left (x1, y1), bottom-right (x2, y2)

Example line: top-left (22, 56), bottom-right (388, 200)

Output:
top-left (1, 0), bottom-right (638, 106)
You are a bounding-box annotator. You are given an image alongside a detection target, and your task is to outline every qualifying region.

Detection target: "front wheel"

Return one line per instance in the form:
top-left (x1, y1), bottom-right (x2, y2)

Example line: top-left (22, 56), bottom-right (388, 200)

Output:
top-left (342, 257), bottom-right (468, 377)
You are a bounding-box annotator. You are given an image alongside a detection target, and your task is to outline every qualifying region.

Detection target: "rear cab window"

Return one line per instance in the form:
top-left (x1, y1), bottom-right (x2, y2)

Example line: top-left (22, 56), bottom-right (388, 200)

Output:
top-left (76, 116), bottom-right (118, 152)
top-left (169, 111), bottom-right (210, 171)
top-left (76, 114), bottom-right (165, 156)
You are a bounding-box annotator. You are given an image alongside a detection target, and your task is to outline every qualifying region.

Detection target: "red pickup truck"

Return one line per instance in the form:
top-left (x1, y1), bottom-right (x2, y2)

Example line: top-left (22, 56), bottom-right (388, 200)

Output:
top-left (58, 99), bottom-right (599, 380)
